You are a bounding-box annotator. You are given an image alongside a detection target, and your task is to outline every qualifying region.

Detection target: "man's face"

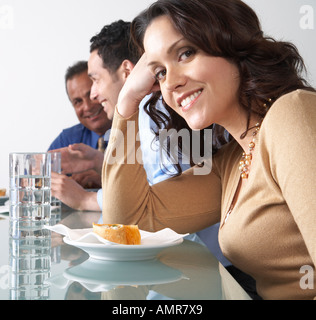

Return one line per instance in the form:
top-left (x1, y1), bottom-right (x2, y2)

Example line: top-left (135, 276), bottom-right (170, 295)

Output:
top-left (88, 50), bottom-right (125, 120)
top-left (66, 72), bottom-right (111, 135)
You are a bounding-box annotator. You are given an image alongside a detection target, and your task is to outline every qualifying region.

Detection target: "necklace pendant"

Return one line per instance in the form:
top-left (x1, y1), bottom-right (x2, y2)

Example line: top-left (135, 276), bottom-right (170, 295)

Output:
top-left (241, 172), bottom-right (248, 179)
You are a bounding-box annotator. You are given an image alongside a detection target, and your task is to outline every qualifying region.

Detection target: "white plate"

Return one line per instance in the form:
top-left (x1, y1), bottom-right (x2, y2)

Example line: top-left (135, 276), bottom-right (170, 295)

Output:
top-left (63, 236), bottom-right (183, 261)
top-left (63, 257), bottom-right (184, 290)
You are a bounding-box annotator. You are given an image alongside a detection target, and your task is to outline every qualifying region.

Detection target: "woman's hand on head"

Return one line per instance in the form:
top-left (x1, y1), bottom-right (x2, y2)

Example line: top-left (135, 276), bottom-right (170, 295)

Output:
top-left (117, 54), bottom-right (160, 118)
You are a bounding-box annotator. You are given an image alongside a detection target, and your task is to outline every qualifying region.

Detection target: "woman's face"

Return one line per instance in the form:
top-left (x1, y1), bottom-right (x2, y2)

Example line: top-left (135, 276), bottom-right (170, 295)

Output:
top-left (144, 15), bottom-right (241, 130)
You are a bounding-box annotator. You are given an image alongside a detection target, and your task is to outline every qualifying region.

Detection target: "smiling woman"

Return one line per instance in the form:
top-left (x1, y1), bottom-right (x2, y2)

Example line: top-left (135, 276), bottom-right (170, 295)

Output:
top-left (0, 0), bottom-right (315, 300)
top-left (101, 0), bottom-right (316, 300)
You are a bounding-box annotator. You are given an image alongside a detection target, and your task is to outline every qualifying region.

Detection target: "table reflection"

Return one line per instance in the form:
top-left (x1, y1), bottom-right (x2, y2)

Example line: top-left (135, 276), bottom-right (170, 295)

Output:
top-left (0, 209), bottom-right (251, 300)
top-left (48, 239), bottom-right (225, 300)
top-left (9, 232), bottom-right (51, 300)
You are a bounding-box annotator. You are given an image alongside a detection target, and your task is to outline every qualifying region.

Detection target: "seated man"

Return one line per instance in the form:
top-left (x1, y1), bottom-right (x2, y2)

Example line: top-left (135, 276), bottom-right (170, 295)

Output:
top-left (48, 61), bottom-right (111, 188)
top-left (50, 21), bottom-right (178, 212)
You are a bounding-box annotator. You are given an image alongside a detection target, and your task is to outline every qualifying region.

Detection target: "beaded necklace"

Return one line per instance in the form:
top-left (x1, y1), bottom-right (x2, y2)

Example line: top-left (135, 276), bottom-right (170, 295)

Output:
top-left (223, 122), bottom-right (261, 225)
top-left (238, 122), bottom-right (261, 179)
top-left (222, 98), bottom-right (273, 225)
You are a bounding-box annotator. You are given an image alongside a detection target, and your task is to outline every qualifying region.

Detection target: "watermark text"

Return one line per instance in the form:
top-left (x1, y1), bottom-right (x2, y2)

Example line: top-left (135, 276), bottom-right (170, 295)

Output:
top-left (299, 265), bottom-right (315, 289)
top-left (300, 5), bottom-right (314, 30)
top-left (104, 121), bottom-right (213, 175)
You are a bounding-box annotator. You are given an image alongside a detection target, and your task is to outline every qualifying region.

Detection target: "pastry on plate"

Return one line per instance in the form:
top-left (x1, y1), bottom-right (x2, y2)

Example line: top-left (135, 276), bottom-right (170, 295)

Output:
top-left (92, 223), bottom-right (141, 245)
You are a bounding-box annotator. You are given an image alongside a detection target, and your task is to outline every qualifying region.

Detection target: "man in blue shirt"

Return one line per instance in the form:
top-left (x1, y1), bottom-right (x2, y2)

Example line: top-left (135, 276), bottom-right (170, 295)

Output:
top-left (48, 61), bottom-right (111, 188)
top-left (48, 61), bottom-right (111, 151)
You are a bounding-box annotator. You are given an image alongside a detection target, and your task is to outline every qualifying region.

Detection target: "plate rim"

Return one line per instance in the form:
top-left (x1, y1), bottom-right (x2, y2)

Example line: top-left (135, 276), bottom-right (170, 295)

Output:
top-left (63, 236), bottom-right (183, 250)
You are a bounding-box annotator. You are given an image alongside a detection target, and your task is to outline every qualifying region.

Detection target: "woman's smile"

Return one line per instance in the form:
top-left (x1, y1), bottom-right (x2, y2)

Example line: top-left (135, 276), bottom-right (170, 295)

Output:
top-left (178, 89), bottom-right (203, 110)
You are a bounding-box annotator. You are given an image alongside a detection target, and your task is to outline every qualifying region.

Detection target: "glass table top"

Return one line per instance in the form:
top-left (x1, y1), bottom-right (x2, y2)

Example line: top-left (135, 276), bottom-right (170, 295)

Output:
top-left (0, 208), bottom-right (251, 301)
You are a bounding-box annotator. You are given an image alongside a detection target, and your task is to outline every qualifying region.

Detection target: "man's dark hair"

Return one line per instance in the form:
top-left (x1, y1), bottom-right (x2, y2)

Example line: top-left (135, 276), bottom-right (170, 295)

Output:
top-left (90, 20), bottom-right (140, 73)
top-left (65, 60), bottom-right (87, 83)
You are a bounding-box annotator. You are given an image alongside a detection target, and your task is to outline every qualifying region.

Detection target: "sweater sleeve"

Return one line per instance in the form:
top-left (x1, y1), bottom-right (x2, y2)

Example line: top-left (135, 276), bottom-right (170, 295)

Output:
top-left (101, 108), bottom-right (221, 234)
top-left (261, 90), bottom-right (316, 268)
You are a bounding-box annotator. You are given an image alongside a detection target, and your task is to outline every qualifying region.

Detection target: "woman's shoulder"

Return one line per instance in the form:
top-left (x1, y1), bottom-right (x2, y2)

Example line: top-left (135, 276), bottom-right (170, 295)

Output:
top-left (262, 89), bottom-right (316, 134)
top-left (260, 89), bottom-right (316, 155)
top-left (266, 89), bottom-right (316, 119)
top-left (281, 89), bottom-right (316, 102)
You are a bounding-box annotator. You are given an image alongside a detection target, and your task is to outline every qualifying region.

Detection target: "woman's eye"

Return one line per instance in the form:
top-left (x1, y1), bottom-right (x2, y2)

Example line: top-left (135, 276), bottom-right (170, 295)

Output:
top-left (179, 49), bottom-right (195, 61)
top-left (155, 69), bottom-right (166, 81)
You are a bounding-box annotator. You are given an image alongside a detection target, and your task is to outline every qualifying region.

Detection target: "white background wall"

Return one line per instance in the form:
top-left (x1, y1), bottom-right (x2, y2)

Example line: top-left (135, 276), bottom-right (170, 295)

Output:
top-left (0, 0), bottom-right (315, 191)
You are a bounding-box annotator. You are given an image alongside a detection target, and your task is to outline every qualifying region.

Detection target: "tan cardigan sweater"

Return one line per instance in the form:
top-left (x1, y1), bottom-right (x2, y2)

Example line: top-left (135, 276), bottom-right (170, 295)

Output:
top-left (102, 90), bottom-right (316, 300)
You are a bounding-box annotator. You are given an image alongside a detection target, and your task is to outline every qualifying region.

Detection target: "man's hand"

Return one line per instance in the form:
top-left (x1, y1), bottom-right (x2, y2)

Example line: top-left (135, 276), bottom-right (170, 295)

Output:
top-left (51, 172), bottom-right (100, 211)
top-left (71, 170), bottom-right (102, 189)
top-left (49, 143), bottom-right (104, 175)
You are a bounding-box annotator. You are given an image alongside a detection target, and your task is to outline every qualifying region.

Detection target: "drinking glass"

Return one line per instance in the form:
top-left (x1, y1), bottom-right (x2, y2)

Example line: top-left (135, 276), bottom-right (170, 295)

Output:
top-left (50, 151), bottom-right (61, 225)
top-left (9, 153), bottom-right (51, 238)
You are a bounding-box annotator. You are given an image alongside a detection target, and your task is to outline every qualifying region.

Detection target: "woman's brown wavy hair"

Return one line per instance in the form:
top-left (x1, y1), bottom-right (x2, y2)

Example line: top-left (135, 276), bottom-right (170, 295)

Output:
top-left (131, 0), bottom-right (315, 174)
